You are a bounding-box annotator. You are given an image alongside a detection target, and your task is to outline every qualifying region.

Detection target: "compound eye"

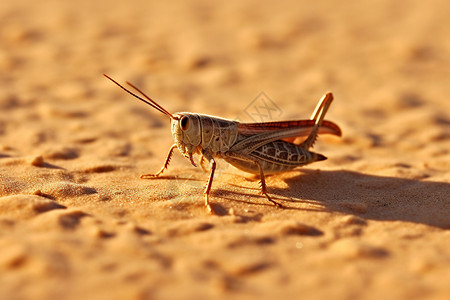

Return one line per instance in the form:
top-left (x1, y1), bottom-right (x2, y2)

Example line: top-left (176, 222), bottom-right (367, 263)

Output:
top-left (180, 116), bottom-right (189, 131)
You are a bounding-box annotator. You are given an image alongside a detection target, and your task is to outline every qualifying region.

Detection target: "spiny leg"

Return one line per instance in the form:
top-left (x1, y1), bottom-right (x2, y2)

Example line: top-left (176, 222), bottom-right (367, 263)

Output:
top-left (188, 153), bottom-right (197, 168)
top-left (254, 160), bottom-right (282, 208)
top-left (140, 144), bottom-right (177, 179)
top-left (301, 93), bottom-right (333, 149)
top-left (204, 158), bottom-right (216, 214)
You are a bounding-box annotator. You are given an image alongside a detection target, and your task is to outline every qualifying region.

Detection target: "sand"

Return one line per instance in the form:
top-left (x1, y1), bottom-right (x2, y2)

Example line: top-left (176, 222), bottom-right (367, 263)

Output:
top-left (0, 0), bottom-right (449, 299)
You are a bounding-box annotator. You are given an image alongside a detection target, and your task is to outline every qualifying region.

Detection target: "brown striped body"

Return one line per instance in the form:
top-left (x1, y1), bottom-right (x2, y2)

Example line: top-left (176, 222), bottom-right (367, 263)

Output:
top-left (171, 112), bottom-right (338, 175)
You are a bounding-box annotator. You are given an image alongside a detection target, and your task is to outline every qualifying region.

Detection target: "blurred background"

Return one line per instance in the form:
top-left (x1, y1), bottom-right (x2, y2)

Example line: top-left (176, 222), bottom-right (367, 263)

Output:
top-left (1, 0), bottom-right (449, 166)
top-left (0, 0), bottom-right (449, 299)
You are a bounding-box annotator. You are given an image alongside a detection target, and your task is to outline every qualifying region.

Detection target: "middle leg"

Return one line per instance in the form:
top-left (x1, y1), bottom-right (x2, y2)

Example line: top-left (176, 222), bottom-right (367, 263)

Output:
top-left (254, 160), bottom-right (282, 208)
top-left (225, 151), bottom-right (282, 208)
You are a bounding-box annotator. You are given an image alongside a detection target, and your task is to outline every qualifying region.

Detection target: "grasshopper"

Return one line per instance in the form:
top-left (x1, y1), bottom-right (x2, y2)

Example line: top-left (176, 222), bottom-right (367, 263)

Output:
top-left (104, 74), bottom-right (341, 213)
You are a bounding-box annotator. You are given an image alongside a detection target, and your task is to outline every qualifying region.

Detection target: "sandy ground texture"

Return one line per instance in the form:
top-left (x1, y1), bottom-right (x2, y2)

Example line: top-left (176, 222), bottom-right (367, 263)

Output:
top-left (1, 0), bottom-right (449, 299)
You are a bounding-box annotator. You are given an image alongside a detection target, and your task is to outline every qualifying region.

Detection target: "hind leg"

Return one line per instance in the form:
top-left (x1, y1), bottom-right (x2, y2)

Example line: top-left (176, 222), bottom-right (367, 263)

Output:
top-left (301, 92), bottom-right (334, 149)
top-left (224, 152), bottom-right (282, 208)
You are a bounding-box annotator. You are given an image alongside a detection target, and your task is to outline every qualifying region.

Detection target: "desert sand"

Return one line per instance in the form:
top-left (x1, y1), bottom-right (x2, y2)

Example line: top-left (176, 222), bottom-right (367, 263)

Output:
top-left (0, 0), bottom-right (449, 299)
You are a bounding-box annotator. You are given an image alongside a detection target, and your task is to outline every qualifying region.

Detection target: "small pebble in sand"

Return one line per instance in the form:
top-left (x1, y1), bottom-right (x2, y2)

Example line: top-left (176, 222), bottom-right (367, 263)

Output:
top-left (32, 190), bottom-right (43, 196)
top-left (29, 155), bottom-right (44, 167)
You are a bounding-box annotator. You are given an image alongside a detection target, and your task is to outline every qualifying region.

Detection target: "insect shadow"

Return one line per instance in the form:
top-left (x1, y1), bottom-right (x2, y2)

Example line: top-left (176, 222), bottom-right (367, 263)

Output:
top-left (150, 167), bottom-right (449, 228)
top-left (267, 169), bottom-right (450, 229)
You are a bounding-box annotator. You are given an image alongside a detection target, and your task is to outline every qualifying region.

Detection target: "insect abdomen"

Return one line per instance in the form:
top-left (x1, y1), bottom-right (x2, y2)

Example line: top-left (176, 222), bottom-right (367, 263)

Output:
top-left (224, 140), bottom-right (326, 174)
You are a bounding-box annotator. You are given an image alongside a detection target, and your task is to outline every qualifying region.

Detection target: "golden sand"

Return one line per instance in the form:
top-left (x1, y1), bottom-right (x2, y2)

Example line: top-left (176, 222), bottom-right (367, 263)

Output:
top-left (0, 0), bottom-right (449, 299)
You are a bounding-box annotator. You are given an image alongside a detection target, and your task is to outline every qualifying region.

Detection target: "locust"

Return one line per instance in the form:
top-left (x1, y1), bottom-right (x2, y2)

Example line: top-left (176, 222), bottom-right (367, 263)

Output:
top-left (104, 74), bottom-right (341, 213)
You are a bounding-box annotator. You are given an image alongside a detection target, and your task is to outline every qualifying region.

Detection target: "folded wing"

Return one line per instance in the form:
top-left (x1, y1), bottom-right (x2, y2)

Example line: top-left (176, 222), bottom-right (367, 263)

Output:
top-left (237, 119), bottom-right (341, 145)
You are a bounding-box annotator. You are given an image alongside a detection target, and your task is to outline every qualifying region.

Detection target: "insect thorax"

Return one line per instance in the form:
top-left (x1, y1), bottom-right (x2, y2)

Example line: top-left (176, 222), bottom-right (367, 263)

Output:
top-left (197, 114), bottom-right (239, 153)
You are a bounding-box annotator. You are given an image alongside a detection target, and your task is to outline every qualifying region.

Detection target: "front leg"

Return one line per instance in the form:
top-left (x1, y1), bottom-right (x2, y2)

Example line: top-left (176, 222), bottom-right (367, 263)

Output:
top-left (204, 157), bottom-right (216, 214)
top-left (141, 144), bottom-right (177, 179)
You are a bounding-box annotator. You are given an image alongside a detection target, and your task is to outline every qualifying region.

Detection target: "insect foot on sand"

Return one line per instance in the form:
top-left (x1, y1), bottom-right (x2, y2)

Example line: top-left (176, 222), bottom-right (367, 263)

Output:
top-left (104, 74), bottom-right (342, 214)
